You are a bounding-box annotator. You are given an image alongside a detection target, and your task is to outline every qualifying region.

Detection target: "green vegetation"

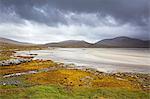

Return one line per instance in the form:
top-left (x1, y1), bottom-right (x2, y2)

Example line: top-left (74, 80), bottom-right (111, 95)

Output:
top-left (0, 85), bottom-right (149, 99)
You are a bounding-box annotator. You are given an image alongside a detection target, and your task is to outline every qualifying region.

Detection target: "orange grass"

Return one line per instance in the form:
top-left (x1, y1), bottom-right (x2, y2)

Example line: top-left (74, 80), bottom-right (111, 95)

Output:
top-left (26, 69), bottom-right (141, 91)
top-left (0, 60), bottom-right (57, 75)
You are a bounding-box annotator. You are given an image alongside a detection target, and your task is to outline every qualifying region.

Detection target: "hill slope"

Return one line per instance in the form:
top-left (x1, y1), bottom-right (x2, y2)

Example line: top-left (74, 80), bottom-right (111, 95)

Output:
top-left (1, 36), bottom-right (149, 48)
top-left (0, 37), bottom-right (30, 45)
top-left (45, 37), bottom-right (149, 48)
top-left (93, 37), bottom-right (149, 48)
top-left (45, 40), bottom-right (92, 48)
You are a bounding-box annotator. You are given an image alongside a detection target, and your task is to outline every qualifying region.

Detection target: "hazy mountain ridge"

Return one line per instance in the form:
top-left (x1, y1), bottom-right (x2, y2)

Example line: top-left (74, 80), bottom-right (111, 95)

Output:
top-left (0, 37), bottom-right (33, 45)
top-left (93, 36), bottom-right (150, 48)
top-left (45, 37), bottom-right (149, 48)
top-left (0, 36), bottom-right (149, 48)
top-left (45, 40), bottom-right (91, 48)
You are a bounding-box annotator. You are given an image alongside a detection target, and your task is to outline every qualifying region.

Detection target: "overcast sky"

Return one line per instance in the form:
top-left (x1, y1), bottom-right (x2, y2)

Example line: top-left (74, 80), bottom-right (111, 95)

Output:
top-left (0, 0), bottom-right (149, 44)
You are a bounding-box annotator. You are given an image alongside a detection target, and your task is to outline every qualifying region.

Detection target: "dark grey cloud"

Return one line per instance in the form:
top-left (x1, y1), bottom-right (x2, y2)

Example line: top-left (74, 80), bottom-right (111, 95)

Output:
top-left (0, 0), bottom-right (149, 26)
top-left (0, 0), bottom-right (149, 43)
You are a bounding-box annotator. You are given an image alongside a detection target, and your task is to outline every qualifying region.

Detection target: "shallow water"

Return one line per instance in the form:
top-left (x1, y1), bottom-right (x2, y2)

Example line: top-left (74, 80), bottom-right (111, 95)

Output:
top-left (16, 48), bottom-right (150, 73)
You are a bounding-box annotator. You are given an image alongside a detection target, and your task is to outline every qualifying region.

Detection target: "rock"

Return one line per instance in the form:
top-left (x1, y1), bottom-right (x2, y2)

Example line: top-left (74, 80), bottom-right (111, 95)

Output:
top-left (0, 58), bottom-right (31, 66)
top-left (0, 80), bottom-right (20, 85)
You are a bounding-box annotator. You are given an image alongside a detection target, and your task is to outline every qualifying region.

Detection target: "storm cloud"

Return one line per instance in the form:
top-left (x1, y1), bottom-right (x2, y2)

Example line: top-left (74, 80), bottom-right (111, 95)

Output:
top-left (0, 0), bottom-right (149, 43)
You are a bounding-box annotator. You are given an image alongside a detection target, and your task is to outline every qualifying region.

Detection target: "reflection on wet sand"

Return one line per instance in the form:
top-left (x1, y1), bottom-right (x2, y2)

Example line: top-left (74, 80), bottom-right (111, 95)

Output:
top-left (15, 48), bottom-right (150, 73)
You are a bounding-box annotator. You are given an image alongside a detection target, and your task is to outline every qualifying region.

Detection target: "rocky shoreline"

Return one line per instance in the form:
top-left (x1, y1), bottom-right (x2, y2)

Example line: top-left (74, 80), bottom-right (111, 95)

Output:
top-left (0, 53), bottom-right (37, 66)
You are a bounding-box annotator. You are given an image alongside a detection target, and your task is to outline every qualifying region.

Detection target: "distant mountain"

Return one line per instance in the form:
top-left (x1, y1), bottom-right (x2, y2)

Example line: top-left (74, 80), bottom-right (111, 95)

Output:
top-left (0, 37), bottom-right (32, 45)
top-left (1, 36), bottom-right (149, 48)
top-left (93, 36), bottom-right (150, 48)
top-left (45, 37), bottom-right (149, 48)
top-left (45, 40), bottom-right (92, 48)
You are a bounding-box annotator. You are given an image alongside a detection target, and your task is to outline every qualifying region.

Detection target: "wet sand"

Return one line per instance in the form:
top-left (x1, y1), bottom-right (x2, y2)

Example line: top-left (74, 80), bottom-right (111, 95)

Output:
top-left (15, 48), bottom-right (150, 73)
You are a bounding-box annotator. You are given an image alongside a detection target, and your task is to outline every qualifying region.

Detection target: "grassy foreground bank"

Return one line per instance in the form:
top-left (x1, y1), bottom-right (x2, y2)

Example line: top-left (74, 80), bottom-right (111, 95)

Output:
top-left (1, 85), bottom-right (149, 99)
top-left (0, 60), bottom-right (149, 99)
